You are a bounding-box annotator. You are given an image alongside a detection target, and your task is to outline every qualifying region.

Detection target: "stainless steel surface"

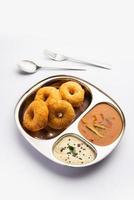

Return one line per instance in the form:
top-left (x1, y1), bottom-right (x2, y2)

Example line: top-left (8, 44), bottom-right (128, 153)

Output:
top-left (14, 75), bottom-right (125, 168)
top-left (17, 60), bottom-right (86, 74)
top-left (44, 49), bottom-right (111, 70)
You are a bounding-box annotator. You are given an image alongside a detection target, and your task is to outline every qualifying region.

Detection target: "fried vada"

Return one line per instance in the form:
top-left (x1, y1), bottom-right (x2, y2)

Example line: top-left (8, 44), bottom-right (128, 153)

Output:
top-left (35, 86), bottom-right (61, 106)
top-left (48, 100), bottom-right (75, 129)
top-left (59, 81), bottom-right (85, 107)
top-left (23, 100), bottom-right (48, 132)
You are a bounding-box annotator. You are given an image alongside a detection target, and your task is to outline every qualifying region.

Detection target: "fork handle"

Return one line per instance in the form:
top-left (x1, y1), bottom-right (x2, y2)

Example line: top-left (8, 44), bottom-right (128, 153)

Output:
top-left (67, 56), bottom-right (111, 70)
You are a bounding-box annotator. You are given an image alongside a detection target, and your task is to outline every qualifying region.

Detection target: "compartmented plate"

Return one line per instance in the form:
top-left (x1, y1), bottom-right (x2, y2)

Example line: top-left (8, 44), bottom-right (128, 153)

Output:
top-left (15, 75), bottom-right (125, 167)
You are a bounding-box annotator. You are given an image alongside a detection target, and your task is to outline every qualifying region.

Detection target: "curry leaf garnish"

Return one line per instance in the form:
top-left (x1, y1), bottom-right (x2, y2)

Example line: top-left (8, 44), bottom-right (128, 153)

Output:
top-left (68, 145), bottom-right (78, 157)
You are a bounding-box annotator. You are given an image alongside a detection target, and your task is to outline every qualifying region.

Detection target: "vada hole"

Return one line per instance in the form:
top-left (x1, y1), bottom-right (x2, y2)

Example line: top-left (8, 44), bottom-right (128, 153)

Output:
top-left (69, 89), bottom-right (75, 95)
top-left (57, 112), bottom-right (63, 118)
top-left (29, 110), bottom-right (34, 120)
top-left (43, 94), bottom-right (49, 101)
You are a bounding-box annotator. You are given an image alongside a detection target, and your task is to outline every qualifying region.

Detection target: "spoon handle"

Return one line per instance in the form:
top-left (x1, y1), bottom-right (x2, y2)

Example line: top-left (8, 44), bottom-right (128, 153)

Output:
top-left (67, 57), bottom-right (111, 70)
top-left (38, 66), bottom-right (86, 71)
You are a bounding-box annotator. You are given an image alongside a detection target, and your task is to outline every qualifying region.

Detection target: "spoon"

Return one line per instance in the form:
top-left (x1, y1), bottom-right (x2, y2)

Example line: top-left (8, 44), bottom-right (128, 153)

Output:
top-left (17, 60), bottom-right (86, 74)
top-left (44, 49), bottom-right (111, 70)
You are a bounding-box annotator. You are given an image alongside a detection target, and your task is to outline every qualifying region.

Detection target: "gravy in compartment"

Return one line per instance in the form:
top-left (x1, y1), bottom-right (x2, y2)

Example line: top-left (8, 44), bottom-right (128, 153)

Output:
top-left (78, 103), bottom-right (123, 146)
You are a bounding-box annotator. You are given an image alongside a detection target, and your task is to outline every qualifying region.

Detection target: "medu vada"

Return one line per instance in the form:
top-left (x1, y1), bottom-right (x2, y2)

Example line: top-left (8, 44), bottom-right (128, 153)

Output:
top-left (23, 100), bottom-right (49, 132)
top-left (35, 86), bottom-right (61, 106)
top-left (59, 81), bottom-right (85, 107)
top-left (48, 100), bottom-right (75, 130)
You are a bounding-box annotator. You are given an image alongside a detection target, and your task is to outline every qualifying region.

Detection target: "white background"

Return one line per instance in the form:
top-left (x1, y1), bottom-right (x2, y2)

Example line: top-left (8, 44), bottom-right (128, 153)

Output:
top-left (0, 1), bottom-right (134, 200)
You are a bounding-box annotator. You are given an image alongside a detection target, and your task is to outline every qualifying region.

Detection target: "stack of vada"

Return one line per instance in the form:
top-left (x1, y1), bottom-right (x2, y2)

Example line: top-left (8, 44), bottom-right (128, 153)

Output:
top-left (23, 81), bottom-right (85, 132)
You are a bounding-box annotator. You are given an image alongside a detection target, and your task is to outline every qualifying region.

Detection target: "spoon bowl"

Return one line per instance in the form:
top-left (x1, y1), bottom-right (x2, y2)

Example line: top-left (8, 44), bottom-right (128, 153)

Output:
top-left (17, 60), bottom-right (38, 74)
